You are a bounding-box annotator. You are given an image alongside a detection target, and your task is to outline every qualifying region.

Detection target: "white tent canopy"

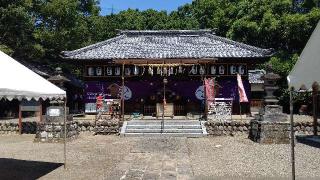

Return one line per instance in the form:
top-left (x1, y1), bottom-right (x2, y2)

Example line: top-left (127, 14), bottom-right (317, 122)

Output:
top-left (287, 21), bottom-right (320, 90)
top-left (0, 51), bottom-right (66, 101)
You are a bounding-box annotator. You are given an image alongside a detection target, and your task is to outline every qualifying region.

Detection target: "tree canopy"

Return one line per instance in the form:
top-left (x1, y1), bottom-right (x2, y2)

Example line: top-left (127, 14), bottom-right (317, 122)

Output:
top-left (1, 0), bottom-right (320, 108)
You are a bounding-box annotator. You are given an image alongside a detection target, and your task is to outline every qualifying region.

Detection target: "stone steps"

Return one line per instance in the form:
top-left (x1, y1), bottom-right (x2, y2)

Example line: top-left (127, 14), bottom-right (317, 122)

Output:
top-left (126, 120), bottom-right (201, 125)
top-left (125, 128), bottom-right (203, 133)
top-left (121, 120), bottom-right (207, 137)
top-left (126, 125), bottom-right (202, 129)
top-left (123, 133), bottom-right (205, 137)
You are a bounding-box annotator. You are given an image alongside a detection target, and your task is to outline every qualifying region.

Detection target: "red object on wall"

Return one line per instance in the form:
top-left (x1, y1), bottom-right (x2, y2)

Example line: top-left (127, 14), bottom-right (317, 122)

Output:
top-left (96, 95), bottom-right (103, 110)
top-left (205, 78), bottom-right (215, 102)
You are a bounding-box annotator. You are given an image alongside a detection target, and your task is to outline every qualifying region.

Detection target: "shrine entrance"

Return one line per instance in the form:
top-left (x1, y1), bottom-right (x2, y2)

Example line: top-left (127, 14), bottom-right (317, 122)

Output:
top-left (141, 78), bottom-right (192, 119)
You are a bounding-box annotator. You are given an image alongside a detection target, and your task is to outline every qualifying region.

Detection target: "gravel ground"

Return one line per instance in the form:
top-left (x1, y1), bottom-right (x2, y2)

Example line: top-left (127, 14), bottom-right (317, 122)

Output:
top-left (189, 136), bottom-right (320, 179)
top-left (0, 134), bottom-right (320, 180)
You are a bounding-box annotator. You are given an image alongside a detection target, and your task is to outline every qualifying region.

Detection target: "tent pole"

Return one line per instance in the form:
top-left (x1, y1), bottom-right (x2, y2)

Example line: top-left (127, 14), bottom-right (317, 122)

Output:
top-left (64, 98), bottom-right (67, 169)
top-left (312, 82), bottom-right (319, 136)
top-left (289, 87), bottom-right (295, 180)
top-left (19, 104), bottom-right (22, 135)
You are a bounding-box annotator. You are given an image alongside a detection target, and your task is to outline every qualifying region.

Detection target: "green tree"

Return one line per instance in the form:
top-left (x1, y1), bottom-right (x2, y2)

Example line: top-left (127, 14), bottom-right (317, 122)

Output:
top-left (33, 0), bottom-right (100, 59)
top-left (0, 0), bottom-right (44, 60)
top-left (116, 9), bottom-right (145, 30)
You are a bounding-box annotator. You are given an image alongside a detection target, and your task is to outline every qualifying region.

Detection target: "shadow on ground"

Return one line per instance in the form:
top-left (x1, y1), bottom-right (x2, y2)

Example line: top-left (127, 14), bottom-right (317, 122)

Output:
top-left (0, 158), bottom-right (63, 180)
top-left (296, 135), bottom-right (320, 148)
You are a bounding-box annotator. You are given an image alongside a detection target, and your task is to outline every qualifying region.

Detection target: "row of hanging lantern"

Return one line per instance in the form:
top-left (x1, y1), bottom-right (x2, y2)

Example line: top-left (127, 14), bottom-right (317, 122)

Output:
top-left (87, 64), bottom-right (246, 76)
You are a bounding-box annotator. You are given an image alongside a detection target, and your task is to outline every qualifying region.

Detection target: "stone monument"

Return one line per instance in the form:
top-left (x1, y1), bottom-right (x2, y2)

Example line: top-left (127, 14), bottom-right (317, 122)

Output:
top-left (35, 106), bottom-right (79, 142)
top-left (35, 68), bottom-right (78, 142)
top-left (249, 65), bottom-right (290, 144)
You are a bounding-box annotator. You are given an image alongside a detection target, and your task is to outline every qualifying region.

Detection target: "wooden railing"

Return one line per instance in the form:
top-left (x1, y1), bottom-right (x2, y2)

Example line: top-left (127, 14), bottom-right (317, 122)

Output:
top-left (144, 105), bottom-right (156, 116)
top-left (174, 105), bottom-right (185, 116)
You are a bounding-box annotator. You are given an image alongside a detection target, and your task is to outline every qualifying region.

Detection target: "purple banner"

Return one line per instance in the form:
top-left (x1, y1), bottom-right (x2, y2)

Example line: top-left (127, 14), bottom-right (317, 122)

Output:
top-left (84, 77), bottom-right (251, 103)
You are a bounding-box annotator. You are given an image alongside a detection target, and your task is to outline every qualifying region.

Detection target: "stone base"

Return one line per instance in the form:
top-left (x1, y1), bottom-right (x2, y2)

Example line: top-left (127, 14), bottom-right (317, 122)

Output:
top-left (249, 120), bottom-right (290, 144)
top-left (94, 119), bottom-right (121, 135)
top-left (34, 121), bottom-right (79, 143)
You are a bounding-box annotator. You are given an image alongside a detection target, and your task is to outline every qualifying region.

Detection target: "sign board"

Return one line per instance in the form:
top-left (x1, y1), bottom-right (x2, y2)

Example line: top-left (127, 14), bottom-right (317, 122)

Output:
top-left (20, 99), bottom-right (40, 112)
top-left (45, 106), bottom-right (69, 122)
top-left (208, 98), bottom-right (233, 121)
top-left (46, 106), bottom-right (67, 117)
top-left (85, 103), bottom-right (96, 113)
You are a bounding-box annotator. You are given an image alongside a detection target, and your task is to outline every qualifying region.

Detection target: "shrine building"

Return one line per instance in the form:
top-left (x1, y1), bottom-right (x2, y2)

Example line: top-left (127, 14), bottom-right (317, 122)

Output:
top-left (61, 30), bottom-right (273, 117)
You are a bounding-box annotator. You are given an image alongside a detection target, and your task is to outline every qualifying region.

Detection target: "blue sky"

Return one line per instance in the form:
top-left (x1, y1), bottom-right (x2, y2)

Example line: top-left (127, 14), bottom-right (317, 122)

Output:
top-left (99, 0), bottom-right (193, 15)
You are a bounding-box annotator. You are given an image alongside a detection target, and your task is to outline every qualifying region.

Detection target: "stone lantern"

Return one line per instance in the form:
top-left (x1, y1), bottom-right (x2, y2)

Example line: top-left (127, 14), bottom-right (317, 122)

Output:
top-left (249, 64), bottom-right (289, 144)
top-left (47, 67), bottom-right (70, 90)
top-left (34, 67), bottom-right (78, 142)
top-left (261, 65), bottom-right (287, 122)
top-left (263, 71), bottom-right (281, 106)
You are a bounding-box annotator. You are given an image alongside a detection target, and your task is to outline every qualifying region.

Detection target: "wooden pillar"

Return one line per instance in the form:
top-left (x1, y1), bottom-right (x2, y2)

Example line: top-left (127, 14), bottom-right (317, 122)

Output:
top-left (202, 62), bottom-right (207, 120)
top-left (203, 76), bottom-right (207, 120)
top-left (312, 82), bottom-right (319, 136)
top-left (18, 104), bottom-right (22, 135)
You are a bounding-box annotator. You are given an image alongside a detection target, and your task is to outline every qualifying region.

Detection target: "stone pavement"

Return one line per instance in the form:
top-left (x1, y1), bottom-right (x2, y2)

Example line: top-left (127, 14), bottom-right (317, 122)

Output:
top-left (110, 138), bottom-right (193, 180)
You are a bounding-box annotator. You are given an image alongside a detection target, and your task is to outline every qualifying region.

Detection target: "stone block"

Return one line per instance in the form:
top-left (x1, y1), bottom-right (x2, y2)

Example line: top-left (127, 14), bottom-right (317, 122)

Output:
top-left (249, 120), bottom-right (290, 144)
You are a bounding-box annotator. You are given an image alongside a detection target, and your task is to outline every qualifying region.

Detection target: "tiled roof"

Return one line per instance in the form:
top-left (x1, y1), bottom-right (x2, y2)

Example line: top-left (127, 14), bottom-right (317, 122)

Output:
top-left (21, 61), bottom-right (83, 88)
top-left (61, 30), bottom-right (273, 60)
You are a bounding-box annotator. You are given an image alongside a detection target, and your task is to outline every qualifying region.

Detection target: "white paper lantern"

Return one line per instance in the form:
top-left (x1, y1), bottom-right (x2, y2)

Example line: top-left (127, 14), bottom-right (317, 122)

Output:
top-left (125, 68), bottom-right (131, 76)
top-left (106, 67), bottom-right (113, 75)
top-left (163, 67), bottom-right (168, 76)
top-left (157, 67), bottom-right (161, 75)
top-left (219, 65), bottom-right (225, 74)
top-left (88, 67), bottom-right (94, 76)
top-left (115, 67), bottom-right (121, 75)
top-left (133, 66), bottom-right (139, 75)
top-left (169, 67), bottom-right (174, 76)
top-left (190, 65), bottom-right (197, 75)
top-left (210, 66), bottom-right (216, 75)
top-left (96, 67), bottom-right (102, 76)
top-left (148, 66), bottom-right (153, 76)
top-left (230, 65), bottom-right (237, 75)
top-left (239, 65), bottom-right (245, 75)
top-left (199, 66), bottom-right (205, 75)
top-left (178, 66), bottom-right (183, 74)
